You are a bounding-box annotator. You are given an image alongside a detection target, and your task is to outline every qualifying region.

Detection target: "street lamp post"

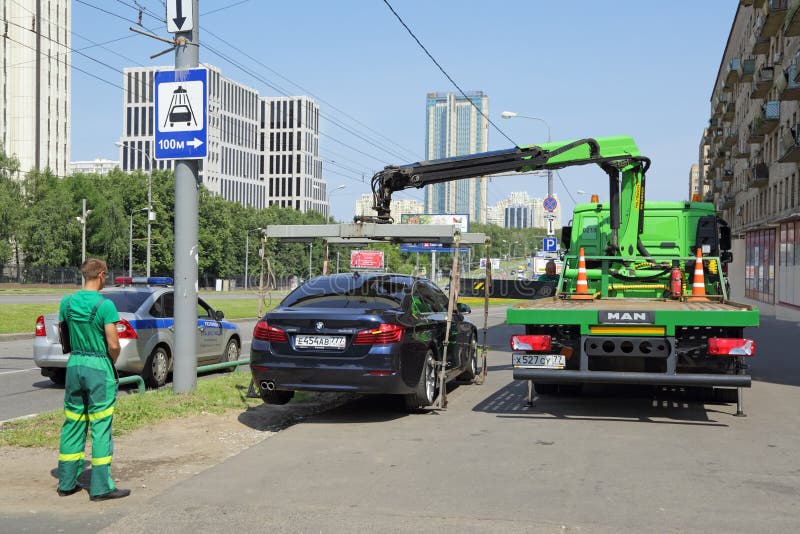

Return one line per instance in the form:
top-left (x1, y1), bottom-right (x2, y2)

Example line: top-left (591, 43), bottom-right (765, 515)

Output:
top-left (129, 207), bottom-right (148, 277)
top-left (501, 111), bottom-right (555, 236)
top-left (75, 198), bottom-right (92, 264)
top-left (116, 142), bottom-right (154, 277)
top-left (244, 227), bottom-right (265, 291)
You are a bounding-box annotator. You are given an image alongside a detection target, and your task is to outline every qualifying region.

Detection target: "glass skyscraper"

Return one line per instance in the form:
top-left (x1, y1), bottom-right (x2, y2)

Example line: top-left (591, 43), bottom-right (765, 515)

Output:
top-left (424, 91), bottom-right (489, 223)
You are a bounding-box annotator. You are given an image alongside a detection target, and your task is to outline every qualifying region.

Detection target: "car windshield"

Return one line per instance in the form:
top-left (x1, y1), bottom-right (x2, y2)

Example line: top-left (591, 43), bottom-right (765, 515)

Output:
top-left (101, 291), bottom-right (151, 313)
top-left (281, 275), bottom-right (407, 310)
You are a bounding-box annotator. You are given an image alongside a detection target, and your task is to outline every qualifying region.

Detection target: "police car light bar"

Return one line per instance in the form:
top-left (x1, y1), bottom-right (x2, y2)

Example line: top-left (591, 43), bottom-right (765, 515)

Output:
top-left (114, 276), bottom-right (173, 286)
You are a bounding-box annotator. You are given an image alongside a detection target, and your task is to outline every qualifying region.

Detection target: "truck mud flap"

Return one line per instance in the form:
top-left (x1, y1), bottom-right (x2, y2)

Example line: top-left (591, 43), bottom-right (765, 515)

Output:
top-left (512, 369), bottom-right (751, 388)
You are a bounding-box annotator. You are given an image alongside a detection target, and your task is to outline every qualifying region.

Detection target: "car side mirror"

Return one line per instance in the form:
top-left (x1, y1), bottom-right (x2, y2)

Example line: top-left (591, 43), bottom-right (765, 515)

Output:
top-left (456, 302), bottom-right (471, 314)
top-left (215, 310), bottom-right (225, 320)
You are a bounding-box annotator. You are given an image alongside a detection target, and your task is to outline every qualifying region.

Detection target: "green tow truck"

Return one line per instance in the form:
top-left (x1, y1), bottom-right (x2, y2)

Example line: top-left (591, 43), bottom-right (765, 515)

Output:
top-left (361, 135), bottom-right (759, 413)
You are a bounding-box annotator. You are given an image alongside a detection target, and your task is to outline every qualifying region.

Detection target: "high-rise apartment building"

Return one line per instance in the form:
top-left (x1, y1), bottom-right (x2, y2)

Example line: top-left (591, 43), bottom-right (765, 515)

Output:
top-left (1, 0), bottom-right (71, 177)
top-left (260, 96), bottom-right (326, 216)
top-left (702, 2), bottom-right (800, 320)
top-left (119, 65), bottom-right (264, 208)
top-left (424, 92), bottom-right (489, 223)
top-left (355, 194), bottom-right (424, 221)
top-left (486, 191), bottom-right (562, 229)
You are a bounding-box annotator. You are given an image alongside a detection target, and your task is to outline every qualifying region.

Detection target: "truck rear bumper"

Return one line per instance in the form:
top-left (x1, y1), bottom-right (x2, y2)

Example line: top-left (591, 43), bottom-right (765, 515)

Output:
top-left (512, 369), bottom-right (751, 388)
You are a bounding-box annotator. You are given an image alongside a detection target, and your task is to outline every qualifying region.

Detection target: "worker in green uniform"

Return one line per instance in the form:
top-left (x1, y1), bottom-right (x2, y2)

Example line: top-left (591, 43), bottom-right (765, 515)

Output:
top-left (57, 258), bottom-right (130, 501)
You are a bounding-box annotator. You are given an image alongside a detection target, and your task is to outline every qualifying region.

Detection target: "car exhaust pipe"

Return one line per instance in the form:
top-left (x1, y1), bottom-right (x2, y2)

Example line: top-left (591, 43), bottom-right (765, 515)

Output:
top-left (260, 380), bottom-right (276, 391)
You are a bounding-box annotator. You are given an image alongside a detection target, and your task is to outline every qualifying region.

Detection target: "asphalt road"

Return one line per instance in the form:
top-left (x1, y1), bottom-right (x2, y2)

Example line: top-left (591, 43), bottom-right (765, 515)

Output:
top-left (2, 310), bottom-right (798, 532)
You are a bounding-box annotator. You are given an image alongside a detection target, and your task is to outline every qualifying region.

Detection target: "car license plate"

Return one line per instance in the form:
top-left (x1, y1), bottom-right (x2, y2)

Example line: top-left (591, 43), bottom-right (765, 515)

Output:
top-left (295, 335), bottom-right (346, 349)
top-left (512, 353), bottom-right (566, 369)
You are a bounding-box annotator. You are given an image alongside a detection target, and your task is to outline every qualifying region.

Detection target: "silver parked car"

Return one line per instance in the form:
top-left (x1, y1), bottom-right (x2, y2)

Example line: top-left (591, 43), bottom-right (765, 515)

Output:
top-left (34, 277), bottom-right (241, 388)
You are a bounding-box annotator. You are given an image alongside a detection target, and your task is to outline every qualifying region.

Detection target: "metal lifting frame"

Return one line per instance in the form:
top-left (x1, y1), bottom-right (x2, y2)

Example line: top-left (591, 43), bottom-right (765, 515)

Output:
top-left (263, 223), bottom-right (491, 410)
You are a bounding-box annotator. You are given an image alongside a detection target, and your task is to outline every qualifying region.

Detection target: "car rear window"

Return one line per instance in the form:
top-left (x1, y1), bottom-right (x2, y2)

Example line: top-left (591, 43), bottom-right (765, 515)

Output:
top-left (101, 291), bottom-right (151, 313)
top-left (281, 275), bottom-right (408, 309)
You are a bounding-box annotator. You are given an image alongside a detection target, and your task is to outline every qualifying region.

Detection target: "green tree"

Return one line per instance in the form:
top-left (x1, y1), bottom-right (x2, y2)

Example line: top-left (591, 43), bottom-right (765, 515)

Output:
top-left (0, 149), bottom-right (22, 267)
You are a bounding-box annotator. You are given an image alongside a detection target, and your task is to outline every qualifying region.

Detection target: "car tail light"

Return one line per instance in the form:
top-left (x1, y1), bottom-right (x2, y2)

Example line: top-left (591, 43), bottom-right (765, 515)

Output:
top-left (35, 315), bottom-right (46, 337)
top-left (253, 320), bottom-right (288, 343)
top-left (708, 337), bottom-right (755, 356)
top-left (510, 335), bottom-right (552, 352)
top-left (116, 318), bottom-right (137, 339)
top-left (353, 323), bottom-right (404, 345)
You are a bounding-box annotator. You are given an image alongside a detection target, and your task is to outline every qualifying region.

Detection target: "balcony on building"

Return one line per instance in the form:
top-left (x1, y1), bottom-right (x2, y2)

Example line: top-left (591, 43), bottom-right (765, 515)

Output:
top-left (753, 0), bottom-right (765, 7)
top-left (722, 102), bottom-right (736, 121)
top-left (750, 65), bottom-right (774, 99)
top-left (723, 126), bottom-right (737, 148)
top-left (749, 161), bottom-right (769, 188)
top-left (722, 165), bottom-right (734, 182)
top-left (711, 149), bottom-right (727, 169)
top-left (734, 141), bottom-right (751, 159)
top-left (726, 58), bottom-right (741, 86)
top-left (786, 0), bottom-right (800, 36)
top-left (779, 58), bottom-right (800, 99)
top-left (719, 194), bottom-right (737, 210)
top-left (703, 190), bottom-right (716, 202)
top-left (778, 124), bottom-right (800, 162)
top-left (739, 57), bottom-right (757, 82)
top-left (759, 1), bottom-right (790, 41)
top-left (712, 126), bottom-right (724, 144)
top-left (714, 92), bottom-right (729, 114)
top-left (749, 101), bottom-right (780, 143)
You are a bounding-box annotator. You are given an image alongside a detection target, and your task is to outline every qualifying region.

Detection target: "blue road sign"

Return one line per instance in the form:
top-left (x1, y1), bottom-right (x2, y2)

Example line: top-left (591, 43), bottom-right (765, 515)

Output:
top-left (543, 196), bottom-right (558, 212)
top-left (154, 68), bottom-right (207, 160)
top-left (542, 237), bottom-right (558, 252)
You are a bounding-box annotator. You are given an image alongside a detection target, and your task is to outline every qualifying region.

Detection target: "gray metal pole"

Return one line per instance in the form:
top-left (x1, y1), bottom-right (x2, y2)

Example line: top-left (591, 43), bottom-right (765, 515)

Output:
top-left (146, 170), bottom-right (152, 277)
top-left (244, 232), bottom-right (249, 291)
top-left (81, 198), bottom-right (87, 264)
top-left (128, 214), bottom-right (133, 278)
top-left (173, 0), bottom-right (200, 394)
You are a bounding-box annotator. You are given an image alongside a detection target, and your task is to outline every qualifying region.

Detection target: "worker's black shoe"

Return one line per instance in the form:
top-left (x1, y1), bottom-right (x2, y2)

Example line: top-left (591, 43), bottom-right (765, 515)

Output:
top-left (57, 485), bottom-right (83, 497)
top-left (89, 488), bottom-right (131, 501)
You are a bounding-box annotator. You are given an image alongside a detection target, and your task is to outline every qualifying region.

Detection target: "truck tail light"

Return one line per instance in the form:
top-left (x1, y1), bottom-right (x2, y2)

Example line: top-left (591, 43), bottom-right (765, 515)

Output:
top-left (35, 315), bottom-right (46, 336)
top-left (708, 337), bottom-right (755, 356)
top-left (116, 318), bottom-right (138, 339)
top-left (354, 323), bottom-right (404, 344)
top-left (510, 335), bottom-right (552, 352)
top-left (253, 320), bottom-right (288, 343)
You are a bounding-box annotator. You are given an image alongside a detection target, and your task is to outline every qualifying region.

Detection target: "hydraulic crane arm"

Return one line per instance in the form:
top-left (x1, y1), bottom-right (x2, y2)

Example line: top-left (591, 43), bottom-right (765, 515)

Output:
top-left (358, 135), bottom-right (651, 258)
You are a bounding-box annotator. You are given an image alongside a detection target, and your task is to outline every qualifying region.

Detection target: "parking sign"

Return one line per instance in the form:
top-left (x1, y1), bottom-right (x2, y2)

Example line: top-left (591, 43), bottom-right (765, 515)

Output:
top-left (543, 237), bottom-right (558, 252)
top-left (154, 68), bottom-right (207, 160)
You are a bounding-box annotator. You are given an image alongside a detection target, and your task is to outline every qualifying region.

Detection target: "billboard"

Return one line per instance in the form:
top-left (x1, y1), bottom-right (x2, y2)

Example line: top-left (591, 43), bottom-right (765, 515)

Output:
top-left (478, 258), bottom-right (502, 270)
top-left (400, 213), bottom-right (469, 232)
top-left (350, 250), bottom-right (384, 270)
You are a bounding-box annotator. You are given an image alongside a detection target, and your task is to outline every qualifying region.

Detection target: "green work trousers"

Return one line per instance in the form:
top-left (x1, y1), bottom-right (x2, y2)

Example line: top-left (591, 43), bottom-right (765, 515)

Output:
top-left (57, 353), bottom-right (118, 497)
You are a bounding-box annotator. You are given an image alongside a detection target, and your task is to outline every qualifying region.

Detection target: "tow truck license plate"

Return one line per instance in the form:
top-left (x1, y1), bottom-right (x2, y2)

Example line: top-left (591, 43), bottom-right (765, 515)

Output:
top-left (295, 335), bottom-right (346, 349)
top-left (512, 353), bottom-right (566, 369)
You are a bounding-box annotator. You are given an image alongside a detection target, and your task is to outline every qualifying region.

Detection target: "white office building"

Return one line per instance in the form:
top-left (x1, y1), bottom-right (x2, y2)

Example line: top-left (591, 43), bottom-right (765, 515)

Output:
top-left (1, 0), bottom-right (71, 178)
top-left (260, 96), bottom-right (327, 216)
top-left (487, 191), bottom-right (562, 228)
top-left (69, 158), bottom-right (118, 175)
top-left (118, 65), bottom-right (264, 208)
top-left (354, 194), bottom-right (424, 221)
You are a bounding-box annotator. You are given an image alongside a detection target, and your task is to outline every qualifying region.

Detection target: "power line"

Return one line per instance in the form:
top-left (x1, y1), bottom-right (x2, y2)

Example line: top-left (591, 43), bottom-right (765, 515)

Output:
top-left (381, 0), bottom-right (518, 148)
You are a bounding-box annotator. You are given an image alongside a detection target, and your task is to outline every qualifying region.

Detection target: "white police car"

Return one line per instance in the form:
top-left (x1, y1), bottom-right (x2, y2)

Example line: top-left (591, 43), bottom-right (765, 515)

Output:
top-left (34, 277), bottom-right (241, 388)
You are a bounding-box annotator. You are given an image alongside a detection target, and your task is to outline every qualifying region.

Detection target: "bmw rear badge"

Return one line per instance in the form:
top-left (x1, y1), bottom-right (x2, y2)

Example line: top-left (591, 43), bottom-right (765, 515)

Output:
top-left (315, 322), bottom-right (324, 331)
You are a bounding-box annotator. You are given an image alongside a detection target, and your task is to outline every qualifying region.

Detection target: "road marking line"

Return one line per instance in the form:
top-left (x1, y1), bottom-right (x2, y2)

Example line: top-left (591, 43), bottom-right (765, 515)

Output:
top-left (0, 367), bottom-right (40, 376)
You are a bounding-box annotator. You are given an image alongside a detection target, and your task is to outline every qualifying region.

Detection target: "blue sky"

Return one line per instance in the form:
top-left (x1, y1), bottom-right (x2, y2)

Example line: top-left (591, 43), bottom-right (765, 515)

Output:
top-left (70, 0), bottom-right (735, 223)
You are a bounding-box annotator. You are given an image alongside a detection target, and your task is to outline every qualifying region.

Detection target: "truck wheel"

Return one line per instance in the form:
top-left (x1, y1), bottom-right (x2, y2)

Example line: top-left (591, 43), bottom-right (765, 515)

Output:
top-left (457, 334), bottom-right (478, 382)
top-left (261, 389), bottom-right (294, 405)
top-left (404, 349), bottom-right (437, 410)
top-left (713, 387), bottom-right (739, 403)
top-left (143, 346), bottom-right (170, 389)
top-left (533, 383), bottom-right (559, 395)
top-left (48, 368), bottom-right (66, 385)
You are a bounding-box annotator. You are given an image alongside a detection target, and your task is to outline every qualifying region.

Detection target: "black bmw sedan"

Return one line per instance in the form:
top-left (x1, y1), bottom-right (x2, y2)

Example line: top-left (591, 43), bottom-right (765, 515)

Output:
top-left (250, 272), bottom-right (478, 410)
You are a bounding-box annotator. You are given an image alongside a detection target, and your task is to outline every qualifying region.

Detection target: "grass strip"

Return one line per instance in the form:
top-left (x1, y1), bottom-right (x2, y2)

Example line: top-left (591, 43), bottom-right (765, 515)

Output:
top-left (0, 373), bottom-right (267, 448)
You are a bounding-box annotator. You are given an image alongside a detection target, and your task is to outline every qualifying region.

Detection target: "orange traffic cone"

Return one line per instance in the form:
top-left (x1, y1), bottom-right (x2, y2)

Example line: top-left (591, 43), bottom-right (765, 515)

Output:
top-left (687, 248), bottom-right (708, 301)
top-left (571, 247), bottom-right (593, 300)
